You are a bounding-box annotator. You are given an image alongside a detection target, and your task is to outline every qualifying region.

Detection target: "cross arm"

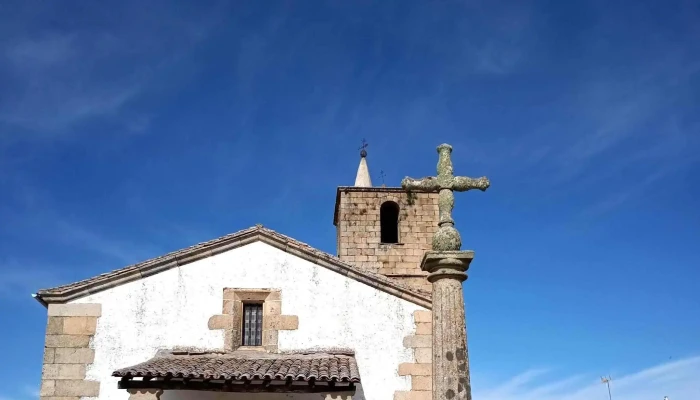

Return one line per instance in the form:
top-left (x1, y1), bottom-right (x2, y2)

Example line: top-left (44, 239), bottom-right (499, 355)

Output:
top-left (401, 176), bottom-right (441, 192)
top-left (453, 176), bottom-right (490, 192)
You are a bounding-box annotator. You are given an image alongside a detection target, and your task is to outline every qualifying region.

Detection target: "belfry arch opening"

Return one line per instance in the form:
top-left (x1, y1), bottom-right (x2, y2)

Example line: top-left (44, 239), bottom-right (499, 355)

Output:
top-left (380, 201), bottom-right (400, 244)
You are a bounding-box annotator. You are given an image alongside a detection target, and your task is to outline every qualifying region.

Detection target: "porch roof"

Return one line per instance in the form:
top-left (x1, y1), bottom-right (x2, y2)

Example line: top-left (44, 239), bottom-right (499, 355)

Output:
top-left (113, 348), bottom-right (360, 393)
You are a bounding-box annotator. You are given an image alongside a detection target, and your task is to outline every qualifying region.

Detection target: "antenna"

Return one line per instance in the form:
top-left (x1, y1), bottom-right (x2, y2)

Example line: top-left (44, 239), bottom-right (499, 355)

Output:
top-left (601, 376), bottom-right (613, 400)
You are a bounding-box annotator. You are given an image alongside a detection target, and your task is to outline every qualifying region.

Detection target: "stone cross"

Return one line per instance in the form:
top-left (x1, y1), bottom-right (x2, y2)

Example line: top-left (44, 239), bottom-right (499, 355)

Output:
top-left (402, 143), bottom-right (490, 400)
top-left (401, 143), bottom-right (489, 251)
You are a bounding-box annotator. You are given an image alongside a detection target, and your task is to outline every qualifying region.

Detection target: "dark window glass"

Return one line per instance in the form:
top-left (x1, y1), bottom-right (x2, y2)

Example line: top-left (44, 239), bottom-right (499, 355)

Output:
top-left (242, 303), bottom-right (263, 346)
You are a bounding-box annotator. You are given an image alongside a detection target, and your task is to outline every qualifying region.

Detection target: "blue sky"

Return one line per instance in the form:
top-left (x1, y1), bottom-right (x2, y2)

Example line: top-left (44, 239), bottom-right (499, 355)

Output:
top-left (1, 0), bottom-right (699, 399)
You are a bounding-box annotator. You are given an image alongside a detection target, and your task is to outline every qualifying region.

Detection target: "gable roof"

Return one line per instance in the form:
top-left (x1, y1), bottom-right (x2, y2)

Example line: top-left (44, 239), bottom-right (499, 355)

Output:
top-left (33, 225), bottom-right (431, 309)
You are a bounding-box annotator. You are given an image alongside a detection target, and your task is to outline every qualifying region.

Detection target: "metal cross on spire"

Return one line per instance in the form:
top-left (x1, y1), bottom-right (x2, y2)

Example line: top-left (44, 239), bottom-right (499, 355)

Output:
top-left (401, 143), bottom-right (490, 251)
top-left (358, 138), bottom-right (368, 158)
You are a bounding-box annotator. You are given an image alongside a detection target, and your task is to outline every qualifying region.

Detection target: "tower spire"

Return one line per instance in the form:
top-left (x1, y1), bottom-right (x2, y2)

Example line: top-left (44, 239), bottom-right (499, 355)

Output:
top-left (354, 139), bottom-right (372, 187)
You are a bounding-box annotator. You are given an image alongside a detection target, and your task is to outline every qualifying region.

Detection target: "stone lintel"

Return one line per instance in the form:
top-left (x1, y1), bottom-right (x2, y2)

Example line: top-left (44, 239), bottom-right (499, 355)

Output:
top-left (419, 250), bottom-right (474, 282)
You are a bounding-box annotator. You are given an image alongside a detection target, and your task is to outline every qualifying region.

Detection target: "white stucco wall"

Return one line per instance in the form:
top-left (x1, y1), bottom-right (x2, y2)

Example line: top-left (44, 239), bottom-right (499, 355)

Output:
top-left (73, 241), bottom-right (425, 400)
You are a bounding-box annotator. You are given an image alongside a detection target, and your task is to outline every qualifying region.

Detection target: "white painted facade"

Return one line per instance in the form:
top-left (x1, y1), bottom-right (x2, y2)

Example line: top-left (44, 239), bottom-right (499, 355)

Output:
top-left (73, 241), bottom-right (426, 400)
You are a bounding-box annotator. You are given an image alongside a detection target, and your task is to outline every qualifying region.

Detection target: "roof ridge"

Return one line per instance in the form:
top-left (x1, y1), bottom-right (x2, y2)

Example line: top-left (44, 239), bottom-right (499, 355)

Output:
top-left (34, 225), bottom-right (431, 309)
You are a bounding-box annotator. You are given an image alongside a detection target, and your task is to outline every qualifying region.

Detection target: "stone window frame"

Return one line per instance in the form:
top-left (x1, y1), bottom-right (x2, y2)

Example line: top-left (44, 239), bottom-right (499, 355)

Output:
top-left (377, 194), bottom-right (407, 246)
top-left (208, 288), bottom-right (298, 353)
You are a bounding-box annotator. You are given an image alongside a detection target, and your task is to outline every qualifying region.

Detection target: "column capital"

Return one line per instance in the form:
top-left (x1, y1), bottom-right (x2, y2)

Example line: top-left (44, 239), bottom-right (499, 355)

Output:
top-left (420, 251), bottom-right (474, 283)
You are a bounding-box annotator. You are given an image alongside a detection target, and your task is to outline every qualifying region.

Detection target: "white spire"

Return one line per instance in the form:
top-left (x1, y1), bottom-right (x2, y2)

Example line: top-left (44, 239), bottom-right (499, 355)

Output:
top-left (354, 144), bottom-right (372, 187)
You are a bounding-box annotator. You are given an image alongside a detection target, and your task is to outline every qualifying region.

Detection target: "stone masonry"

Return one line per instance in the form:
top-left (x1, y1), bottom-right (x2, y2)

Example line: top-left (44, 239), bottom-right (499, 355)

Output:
top-left (40, 303), bottom-right (102, 400)
top-left (334, 187), bottom-right (439, 293)
top-left (395, 310), bottom-right (433, 400)
top-left (208, 288), bottom-right (298, 352)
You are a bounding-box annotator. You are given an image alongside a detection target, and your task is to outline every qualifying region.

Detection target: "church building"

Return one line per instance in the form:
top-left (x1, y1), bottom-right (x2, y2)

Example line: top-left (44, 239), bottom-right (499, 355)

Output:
top-left (34, 145), bottom-right (482, 400)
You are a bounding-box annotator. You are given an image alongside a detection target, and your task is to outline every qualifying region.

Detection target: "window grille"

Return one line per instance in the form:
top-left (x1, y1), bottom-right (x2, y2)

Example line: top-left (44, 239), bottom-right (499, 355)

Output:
top-left (242, 303), bottom-right (263, 346)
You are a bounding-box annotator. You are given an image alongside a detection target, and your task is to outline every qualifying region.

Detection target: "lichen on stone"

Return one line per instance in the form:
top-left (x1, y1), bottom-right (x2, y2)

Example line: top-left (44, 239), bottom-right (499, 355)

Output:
top-left (400, 143), bottom-right (491, 252)
top-left (405, 190), bottom-right (417, 205)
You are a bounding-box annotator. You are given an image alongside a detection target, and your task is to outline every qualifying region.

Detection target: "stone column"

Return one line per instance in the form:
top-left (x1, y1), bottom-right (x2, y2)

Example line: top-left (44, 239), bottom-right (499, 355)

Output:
top-left (401, 142), bottom-right (490, 400)
top-left (128, 388), bottom-right (164, 400)
top-left (421, 251), bottom-right (473, 400)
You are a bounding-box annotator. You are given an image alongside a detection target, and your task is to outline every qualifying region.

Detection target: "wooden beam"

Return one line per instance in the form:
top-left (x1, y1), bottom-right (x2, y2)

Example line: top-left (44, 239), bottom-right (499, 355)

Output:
top-left (118, 379), bottom-right (357, 394)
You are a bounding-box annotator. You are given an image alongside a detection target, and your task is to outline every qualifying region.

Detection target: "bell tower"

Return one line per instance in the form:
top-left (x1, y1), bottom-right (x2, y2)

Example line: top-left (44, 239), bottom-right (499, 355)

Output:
top-left (333, 145), bottom-right (439, 293)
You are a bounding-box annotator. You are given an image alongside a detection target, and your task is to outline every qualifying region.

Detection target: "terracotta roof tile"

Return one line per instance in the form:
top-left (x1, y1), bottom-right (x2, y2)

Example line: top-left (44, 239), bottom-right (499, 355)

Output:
top-left (33, 225), bottom-right (431, 308)
top-left (112, 350), bottom-right (361, 383)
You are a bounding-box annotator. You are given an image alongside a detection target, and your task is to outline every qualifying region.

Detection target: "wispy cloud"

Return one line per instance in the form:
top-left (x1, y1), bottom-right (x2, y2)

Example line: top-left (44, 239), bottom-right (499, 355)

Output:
top-left (0, 216), bottom-right (164, 298)
top-left (391, 1), bottom-right (539, 76)
top-left (0, 262), bottom-right (63, 298)
top-left (0, 178), bottom-right (162, 296)
top-left (453, 23), bottom-right (700, 214)
top-left (474, 356), bottom-right (700, 400)
top-left (1, 31), bottom-right (138, 135)
top-left (462, 3), bottom-right (537, 75)
top-left (48, 218), bottom-right (161, 265)
top-left (0, 1), bottom-right (225, 137)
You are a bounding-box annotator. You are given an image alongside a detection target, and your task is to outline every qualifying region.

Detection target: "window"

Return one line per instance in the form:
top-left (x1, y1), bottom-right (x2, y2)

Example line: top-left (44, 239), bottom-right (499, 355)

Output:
top-left (242, 303), bottom-right (263, 346)
top-left (380, 201), bottom-right (400, 243)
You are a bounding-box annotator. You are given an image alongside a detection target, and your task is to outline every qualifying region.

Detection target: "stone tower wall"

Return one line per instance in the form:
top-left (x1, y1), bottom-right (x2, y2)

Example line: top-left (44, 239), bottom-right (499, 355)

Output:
top-left (334, 187), bottom-right (439, 293)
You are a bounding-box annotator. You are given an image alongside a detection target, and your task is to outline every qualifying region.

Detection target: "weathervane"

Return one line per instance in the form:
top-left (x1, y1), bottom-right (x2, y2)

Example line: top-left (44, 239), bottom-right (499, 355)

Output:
top-left (359, 138), bottom-right (368, 158)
